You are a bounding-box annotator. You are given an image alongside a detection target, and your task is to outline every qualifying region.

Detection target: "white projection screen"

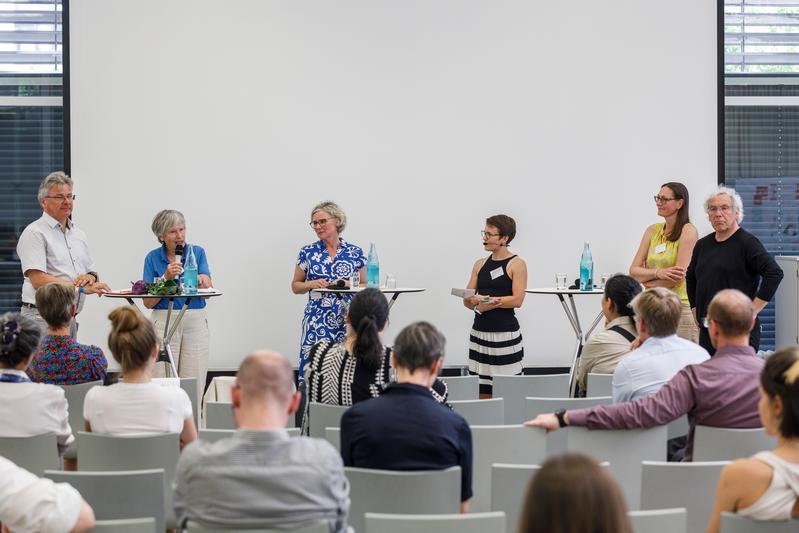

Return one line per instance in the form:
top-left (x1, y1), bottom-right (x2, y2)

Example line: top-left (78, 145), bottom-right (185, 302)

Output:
top-left (69, 0), bottom-right (718, 371)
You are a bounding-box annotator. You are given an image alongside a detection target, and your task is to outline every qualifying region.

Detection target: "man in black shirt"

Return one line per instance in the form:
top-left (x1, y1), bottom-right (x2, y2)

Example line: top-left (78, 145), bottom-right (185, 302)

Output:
top-left (686, 186), bottom-right (783, 354)
top-left (340, 321), bottom-right (473, 512)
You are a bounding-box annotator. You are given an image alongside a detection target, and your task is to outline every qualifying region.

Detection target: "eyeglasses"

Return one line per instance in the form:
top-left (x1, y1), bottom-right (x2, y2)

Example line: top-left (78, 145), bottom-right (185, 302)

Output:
top-left (707, 205), bottom-right (733, 214)
top-left (481, 230), bottom-right (500, 239)
top-left (653, 195), bottom-right (676, 204)
top-left (44, 194), bottom-right (76, 202)
top-left (310, 218), bottom-right (333, 228)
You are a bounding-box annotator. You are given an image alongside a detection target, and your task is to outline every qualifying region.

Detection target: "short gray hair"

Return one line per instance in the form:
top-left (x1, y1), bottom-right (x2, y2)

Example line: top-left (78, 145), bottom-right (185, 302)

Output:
top-left (37, 171), bottom-right (73, 200)
top-left (151, 210), bottom-right (186, 242)
top-left (311, 201), bottom-right (347, 233)
top-left (705, 186), bottom-right (744, 223)
top-left (392, 321), bottom-right (446, 373)
top-left (35, 283), bottom-right (75, 329)
top-left (630, 287), bottom-right (681, 337)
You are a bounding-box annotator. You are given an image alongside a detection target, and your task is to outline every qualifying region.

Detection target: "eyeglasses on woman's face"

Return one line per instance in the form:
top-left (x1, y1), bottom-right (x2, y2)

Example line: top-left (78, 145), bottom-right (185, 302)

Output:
top-left (653, 195), bottom-right (676, 204)
top-left (310, 218), bottom-right (332, 228)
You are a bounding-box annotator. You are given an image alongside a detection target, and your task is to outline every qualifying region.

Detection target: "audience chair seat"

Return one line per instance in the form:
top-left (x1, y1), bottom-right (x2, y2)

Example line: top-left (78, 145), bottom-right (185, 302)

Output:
top-left (450, 398), bottom-right (504, 425)
top-left (364, 511), bottom-right (505, 533)
top-left (492, 374), bottom-right (569, 424)
top-left (628, 508), bottom-right (687, 533)
top-left (693, 426), bottom-right (777, 461)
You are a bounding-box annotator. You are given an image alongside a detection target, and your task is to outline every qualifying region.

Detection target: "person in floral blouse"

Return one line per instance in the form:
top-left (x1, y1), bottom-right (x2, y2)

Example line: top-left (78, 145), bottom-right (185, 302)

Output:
top-left (27, 282), bottom-right (106, 385)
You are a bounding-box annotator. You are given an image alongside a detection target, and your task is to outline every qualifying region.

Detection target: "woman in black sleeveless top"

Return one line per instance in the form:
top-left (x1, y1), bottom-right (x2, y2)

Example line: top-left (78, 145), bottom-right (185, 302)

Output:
top-left (463, 215), bottom-right (528, 397)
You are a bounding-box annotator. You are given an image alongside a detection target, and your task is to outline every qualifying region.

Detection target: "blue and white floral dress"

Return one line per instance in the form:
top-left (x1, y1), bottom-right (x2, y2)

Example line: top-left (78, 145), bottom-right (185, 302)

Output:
top-left (296, 238), bottom-right (365, 382)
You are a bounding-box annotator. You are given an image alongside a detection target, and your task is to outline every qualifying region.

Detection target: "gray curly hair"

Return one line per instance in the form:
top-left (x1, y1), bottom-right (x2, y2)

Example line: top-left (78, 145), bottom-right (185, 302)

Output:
top-left (705, 186), bottom-right (744, 223)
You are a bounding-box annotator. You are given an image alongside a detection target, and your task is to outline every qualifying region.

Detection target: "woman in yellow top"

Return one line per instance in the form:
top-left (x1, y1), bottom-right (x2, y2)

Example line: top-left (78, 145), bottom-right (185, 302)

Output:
top-left (630, 182), bottom-right (699, 342)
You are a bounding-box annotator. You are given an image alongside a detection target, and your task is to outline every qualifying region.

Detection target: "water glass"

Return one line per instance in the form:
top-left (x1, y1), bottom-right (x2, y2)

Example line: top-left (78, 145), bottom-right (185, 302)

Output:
top-left (349, 272), bottom-right (360, 290)
top-left (385, 274), bottom-right (397, 290)
top-left (555, 273), bottom-right (568, 290)
top-left (600, 273), bottom-right (611, 289)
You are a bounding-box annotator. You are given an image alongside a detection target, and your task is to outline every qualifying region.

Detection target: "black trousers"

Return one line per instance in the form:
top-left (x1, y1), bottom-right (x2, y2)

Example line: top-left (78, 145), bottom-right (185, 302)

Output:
top-left (698, 316), bottom-right (760, 355)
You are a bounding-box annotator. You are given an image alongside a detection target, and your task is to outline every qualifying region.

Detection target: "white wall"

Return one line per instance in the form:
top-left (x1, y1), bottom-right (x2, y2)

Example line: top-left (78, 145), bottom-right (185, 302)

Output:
top-left (69, 0), bottom-right (718, 371)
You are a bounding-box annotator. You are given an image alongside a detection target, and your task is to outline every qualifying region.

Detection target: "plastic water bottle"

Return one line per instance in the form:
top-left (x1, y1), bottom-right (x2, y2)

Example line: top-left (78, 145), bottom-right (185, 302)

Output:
top-left (183, 244), bottom-right (198, 295)
top-left (366, 242), bottom-right (380, 288)
top-left (579, 242), bottom-right (593, 291)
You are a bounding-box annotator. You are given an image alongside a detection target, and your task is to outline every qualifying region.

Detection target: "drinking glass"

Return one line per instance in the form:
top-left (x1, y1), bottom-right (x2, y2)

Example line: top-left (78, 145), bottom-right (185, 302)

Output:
top-left (555, 273), bottom-right (568, 290)
top-left (349, 272), bottom-right (360, 290)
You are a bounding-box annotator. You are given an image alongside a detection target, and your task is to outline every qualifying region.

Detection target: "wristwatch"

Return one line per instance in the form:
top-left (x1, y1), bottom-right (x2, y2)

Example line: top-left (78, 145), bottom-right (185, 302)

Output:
top-left (87, 271), bottom-right (99, 282)
top-left (554, 409), bottom-right (568, 428)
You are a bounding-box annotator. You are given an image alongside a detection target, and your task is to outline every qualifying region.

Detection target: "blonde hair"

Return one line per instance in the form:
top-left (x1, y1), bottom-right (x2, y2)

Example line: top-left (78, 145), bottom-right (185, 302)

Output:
top-left (107, 307), bottom-right (157, 374)
top-left (311, 201), bottom-right (347, 233)
top-left (629, 287), bottom-right (681, 337)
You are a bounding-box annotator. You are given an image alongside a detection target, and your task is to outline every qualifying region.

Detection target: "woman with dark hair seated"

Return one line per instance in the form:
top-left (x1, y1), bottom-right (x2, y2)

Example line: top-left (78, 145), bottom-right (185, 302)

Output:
top-left (575, 274), bottom-right (643, 394)
top-left (28, 282), bottom-right (107, 385)
top-left (518, 454), bottom-right (633, 533)
top-left (707, 347), bottom-right (799, 531)
top-left (0, 312), bottom-right (73, 455)
top-left (302, 288), bottom-right (447, 434)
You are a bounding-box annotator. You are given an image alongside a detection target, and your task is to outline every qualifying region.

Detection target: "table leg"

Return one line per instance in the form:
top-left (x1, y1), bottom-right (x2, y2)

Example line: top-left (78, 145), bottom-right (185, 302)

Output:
top-left (387, 292), bottom-right (401, 310)
top-left (156, 299), bottom-right (180, 377)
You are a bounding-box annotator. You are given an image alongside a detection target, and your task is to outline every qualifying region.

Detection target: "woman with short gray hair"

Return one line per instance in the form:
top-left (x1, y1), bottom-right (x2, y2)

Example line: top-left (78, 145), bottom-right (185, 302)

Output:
top-left (142, 209), bottom-right (213, 397)
top-left (27, 282), bottom-right (107, 385)
top-left (291, 201), bottom-right (366, 383)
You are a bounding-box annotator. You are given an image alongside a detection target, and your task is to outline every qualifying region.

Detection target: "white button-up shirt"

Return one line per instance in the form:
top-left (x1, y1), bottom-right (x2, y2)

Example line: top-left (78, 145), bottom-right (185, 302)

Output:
top-left (0, 455), bottom-right (83, 533)
top-left (611, 334), bottom-right (710, 403)
top-left (16, 213), bottom-right (96, 305)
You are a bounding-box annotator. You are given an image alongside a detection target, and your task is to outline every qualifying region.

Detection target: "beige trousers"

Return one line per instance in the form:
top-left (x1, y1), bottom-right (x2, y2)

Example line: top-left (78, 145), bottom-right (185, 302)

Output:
top-left (677, 304), bottom-right (699, 344)
top-left (151, 308), bottom-right (209, 402)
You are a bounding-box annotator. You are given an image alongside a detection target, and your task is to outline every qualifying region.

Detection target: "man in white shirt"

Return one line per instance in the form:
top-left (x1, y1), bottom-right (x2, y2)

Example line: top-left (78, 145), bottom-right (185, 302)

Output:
top-left (15, 171), bottom-right (109, 335)
top-left (612, 287), bottom-right (709, 403)
top-left (0, 456), bottom-right (95, 533)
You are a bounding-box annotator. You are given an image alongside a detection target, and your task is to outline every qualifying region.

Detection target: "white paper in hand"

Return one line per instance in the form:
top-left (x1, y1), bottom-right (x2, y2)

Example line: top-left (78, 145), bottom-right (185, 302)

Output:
top-left (451, 288), bottom-right (476, 298)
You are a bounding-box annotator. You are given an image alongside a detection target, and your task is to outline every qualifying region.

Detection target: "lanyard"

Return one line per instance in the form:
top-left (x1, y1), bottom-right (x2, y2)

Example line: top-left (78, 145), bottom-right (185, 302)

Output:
top-left (0, 372), bottom-right (31, 383)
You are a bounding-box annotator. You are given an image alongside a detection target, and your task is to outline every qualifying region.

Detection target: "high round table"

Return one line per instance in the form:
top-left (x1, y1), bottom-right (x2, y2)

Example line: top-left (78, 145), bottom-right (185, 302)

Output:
top-left (312, 286), bottom-right (425, 310)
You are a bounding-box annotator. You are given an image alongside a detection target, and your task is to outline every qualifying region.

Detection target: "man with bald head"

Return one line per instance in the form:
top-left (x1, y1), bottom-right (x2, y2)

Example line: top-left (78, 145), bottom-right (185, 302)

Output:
top-left (525, 289), bottom-right (764, 461)
top-left (173, 351), bottom-right (350, 530)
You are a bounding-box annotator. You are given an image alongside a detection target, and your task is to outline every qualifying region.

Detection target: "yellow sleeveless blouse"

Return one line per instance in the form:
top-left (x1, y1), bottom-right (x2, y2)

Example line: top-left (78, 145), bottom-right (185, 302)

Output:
top-left (646, 222), bottom-right (688, 303)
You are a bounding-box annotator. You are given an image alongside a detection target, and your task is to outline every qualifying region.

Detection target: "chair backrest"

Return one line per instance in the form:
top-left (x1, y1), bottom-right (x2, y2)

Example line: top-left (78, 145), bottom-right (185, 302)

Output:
top-left (185, 520), bottom-right (329, 533)
top-left (204, 401), bottom-right (236, 430)
top-left (308, 403), bottom-right (348, 439)
top-left (693, 426), bottom-right (777, 461)
top-left (628, 508), bottom-right (687, 533)
top-left (91, 517), bottom-right (158, 533)
top-left (324, 427), bottom-right (340, 453)
top-left (345, 466), bottom-right (461, 533)
top-left (523, 396), bottom-right (612, 455)
top-left (719, 512), bottom-right (799, 532)
top-left (60, 380), bottom-right (102, 458)
top-left (440, 376), bottom-right (479, 401)
top-left (180, 377), bottom-right (199, 428)
top-left (76, 431), bottom-right (180, 528)
top-left (586, 373), bottom-right (613, 397)
top-left (0, 433), bottom-right (60, 475)
top-left (667, 415), bottom-right (690, 440)
top-left (470, 425), bottom-right (548, 512)
top-left (561, 425), bottom-right (667, 509)
top-left (198, 428), bottom-right (234, 443)
top-left (492, 374), bottom-right (569, 423)
top-left (46, 469), bottom-right (165, 532)
top-left (491, 464), bottom-right (540, 533)
top-left (364, 512), bottom-right (505, 533)
top-left (450, 398), bottom-right (504, 425)
top-left (640, 460), bottom-right (728, 533)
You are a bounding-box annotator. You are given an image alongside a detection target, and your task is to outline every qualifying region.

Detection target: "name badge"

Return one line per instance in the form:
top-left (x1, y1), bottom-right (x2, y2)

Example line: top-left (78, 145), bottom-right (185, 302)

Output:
top-left (654, 243), bottom-right (667, 254)
top-left (490, 266), bottom-right (504, 280)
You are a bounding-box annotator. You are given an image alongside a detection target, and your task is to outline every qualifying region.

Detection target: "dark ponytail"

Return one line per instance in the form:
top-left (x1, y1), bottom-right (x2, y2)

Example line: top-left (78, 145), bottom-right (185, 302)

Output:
top-left (604, 274), bottom-right (643, 318)
top-left (348, 288), bottom-right (389, 368)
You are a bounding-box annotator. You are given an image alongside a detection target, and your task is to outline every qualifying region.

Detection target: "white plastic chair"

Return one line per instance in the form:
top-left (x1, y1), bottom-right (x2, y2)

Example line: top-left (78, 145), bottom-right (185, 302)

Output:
top-left (492, 374), bottom-right (569, 423)
top-left (628, 508), bottom-right (687, 533)
top-left (640, 460), bottom-right (728, 533)
top-left (693, 426), bottom-right (777, 461)
top-left (59, 380), bottom-right (102, 459)
top-left (204, 401), bottom-right (236, 430)
top-left (90, 517), bottom-right (157, 533)
top-left (0, 433), bottom-right (60, 475)
top-left (490, 463), bottom-right (540, 533)
top-left (586, 373), bottom-right (613, 397)
top-left (450, 398), bottom-right (504, 425)
top-left (364, 511), bottom-right (505, 533)
top-left (324, 427), bottom-right (340, 453)
top-left (185, 520), bottom-right (328, 532)
top-left (307, 403), bottom-right (348, 439)
top-left (440, 375), bottom-right (479, 401)
top-left (523, 396), bottom-right (612, 455)
top-left (720, 512), bottom-right (799, 532)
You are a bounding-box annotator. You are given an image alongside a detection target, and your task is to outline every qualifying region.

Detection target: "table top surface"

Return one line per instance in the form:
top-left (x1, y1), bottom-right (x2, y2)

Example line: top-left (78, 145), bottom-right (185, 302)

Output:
top-left (526, 287), bottom-right (604, 295)
top-left (103, 289), bottom-right (223, 299)
top-left (312, 287), bottom-right (425, 294)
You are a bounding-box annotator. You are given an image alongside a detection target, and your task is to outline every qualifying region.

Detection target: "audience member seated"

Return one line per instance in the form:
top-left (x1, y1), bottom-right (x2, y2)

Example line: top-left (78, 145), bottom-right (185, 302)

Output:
top-left (576, 274), bottom-right (642, 394)
top-left (0, 455), bottom-right (95, 533)
top-left (83, 306), bottom-right (197, 448)
top-left (526, 289), bottom-right (764, 461)
top-left (27, 282), bottom-right (107, 385)
top-left (518, 454), bottom-right (632, 533)
top-left (340, 321), bottom-right (473, 512)
top-left (303, 288), bottom-right (447, 433)
top-left (0, 312), bottom-right (73, 455)
top-left (707, 347), bottom-right (799, 531)
top-left (174, 350), bottom-right (349, 531)
top-left (612, 287), bottom-right (708, 403)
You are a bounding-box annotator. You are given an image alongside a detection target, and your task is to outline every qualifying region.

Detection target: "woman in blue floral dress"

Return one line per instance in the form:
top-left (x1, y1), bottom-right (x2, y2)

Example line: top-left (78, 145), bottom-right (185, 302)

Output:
top-left (291, 201), bottom-right (365, 383)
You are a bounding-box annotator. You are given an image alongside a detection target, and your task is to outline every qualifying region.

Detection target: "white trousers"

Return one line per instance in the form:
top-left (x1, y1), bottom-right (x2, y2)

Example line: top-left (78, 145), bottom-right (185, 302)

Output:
top-left (151, 308), bottom-right (209, 402)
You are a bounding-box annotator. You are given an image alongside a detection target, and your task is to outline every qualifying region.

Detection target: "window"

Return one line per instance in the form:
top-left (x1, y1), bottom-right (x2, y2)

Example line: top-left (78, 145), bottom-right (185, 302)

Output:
top-left (0, 0), bottom-right (63, 312)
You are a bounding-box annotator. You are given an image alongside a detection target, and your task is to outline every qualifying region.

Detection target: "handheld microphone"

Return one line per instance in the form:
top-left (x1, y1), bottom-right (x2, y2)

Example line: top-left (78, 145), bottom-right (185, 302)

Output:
top-left (174, 244), bottom-right (184, 273)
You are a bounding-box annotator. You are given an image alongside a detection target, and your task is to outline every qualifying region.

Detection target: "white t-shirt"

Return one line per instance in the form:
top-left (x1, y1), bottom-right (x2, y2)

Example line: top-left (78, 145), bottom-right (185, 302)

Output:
top-left (0, 455), bottom-right (83, 533)
top-left (83, 381), bottom-right (192, 434)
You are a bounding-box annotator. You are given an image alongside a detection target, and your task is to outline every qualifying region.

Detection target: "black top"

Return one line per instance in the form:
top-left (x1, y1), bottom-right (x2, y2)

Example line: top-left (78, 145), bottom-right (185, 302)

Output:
top-left (473, 255), bottom-right (520, 332)
top-left (340, 382), bottom-right (473, 502)
top-left (686, 227), bottom-right (783, 322)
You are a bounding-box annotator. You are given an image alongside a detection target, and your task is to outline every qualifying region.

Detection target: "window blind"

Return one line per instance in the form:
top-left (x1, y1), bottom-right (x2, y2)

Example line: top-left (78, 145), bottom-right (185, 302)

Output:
top-left (726, 0), bottom-right (799, 73)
